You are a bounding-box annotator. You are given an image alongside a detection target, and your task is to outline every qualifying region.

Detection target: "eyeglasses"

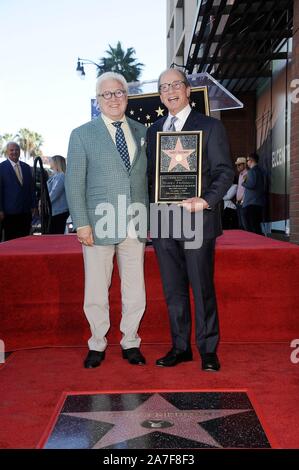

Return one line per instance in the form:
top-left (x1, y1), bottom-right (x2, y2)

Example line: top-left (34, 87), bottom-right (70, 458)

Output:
top-left (159, 80), bottom-right (186, 93)
top-left (97, 89), bottom-right (126, 100)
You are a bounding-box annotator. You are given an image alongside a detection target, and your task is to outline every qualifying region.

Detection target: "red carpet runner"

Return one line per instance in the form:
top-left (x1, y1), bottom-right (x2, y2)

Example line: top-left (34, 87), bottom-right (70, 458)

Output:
top-left (1, 230), bottom-right (299, 350)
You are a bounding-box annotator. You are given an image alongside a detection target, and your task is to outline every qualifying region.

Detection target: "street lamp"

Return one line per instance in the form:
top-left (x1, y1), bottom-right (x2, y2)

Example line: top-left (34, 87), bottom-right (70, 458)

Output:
top-left (76, 57), bottom-right (100, 78)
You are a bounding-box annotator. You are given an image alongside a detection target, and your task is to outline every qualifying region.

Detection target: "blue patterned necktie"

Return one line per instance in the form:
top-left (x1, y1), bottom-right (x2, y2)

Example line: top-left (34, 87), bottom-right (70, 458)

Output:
top-left (112, 121), bottom-right (131, 171)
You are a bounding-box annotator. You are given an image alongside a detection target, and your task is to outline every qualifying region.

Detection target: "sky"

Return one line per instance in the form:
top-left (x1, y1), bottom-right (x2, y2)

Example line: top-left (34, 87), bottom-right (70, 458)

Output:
top-left (0, 0), bottom-right (166, 157)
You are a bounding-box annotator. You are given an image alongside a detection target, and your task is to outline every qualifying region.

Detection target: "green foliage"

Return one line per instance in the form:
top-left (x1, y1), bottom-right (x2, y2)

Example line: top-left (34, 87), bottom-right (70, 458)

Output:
top-left (0, 133), bottom-right (15, 156)
top-left (0, 129), bottom-right (43, 159)
top-left (96, 41), bottom-right (144, 82)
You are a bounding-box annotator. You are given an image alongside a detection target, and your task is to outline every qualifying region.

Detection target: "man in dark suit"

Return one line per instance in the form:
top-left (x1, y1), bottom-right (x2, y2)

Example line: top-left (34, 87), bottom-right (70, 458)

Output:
top-left (147, 68), bottom-right (234, 371)
top-left (242, 153), bottom-right (265, 235)
top-left (0, 142), bottom-right (36, 241)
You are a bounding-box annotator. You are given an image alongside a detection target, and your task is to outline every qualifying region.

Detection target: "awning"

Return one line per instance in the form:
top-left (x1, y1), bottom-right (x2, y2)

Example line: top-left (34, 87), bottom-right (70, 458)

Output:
top-left (185, 0), bottom-right (293, 92)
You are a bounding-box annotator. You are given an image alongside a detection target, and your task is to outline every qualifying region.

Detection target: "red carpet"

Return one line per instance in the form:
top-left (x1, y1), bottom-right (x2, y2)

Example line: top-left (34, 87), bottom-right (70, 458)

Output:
top-left (0, 343), bottom-right (298, 449)
top-left (1, 231), bottom-right (299, 350)
top-left (1, 231), bottom-right (299, 449)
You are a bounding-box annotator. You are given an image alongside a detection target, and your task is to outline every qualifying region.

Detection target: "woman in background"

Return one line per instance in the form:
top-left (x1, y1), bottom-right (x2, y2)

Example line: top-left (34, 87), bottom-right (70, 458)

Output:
top-left (47, 155), bottom-right (69, 234)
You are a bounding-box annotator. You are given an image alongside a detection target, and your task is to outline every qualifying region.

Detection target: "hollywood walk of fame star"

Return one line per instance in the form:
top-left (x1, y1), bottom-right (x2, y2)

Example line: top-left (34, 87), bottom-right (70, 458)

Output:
top-left (163, 138), bottom-right (195, 171)
top-left (64, 393), bottom-right (251, 449)
top-left (155, 106), bottom-right (165, 117)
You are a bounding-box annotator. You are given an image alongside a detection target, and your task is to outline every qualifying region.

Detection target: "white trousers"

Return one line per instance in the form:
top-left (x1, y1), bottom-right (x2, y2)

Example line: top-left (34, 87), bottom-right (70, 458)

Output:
top-left (82, 237), bottom-right (146, 351)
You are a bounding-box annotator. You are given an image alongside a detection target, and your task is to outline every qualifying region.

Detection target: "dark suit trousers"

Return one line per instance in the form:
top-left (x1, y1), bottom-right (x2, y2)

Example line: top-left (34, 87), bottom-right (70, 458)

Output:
top-left (152, 237), bottom-right (219, 355)
top-left (3, 213), bottom-right (32, 241)
top-left (243, 205), bottom-right (263, 235)
top-left (49, 211), bottom-right (69, 234)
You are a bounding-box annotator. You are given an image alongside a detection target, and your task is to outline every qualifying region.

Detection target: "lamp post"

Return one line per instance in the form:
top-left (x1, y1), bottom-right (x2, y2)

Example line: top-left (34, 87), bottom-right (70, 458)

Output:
top-left (76, 57), bottom-right (100, 78)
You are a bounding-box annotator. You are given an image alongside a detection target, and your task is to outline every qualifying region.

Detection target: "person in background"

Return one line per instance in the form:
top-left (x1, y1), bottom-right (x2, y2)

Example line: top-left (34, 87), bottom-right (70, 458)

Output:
top-left (235, 157), bottom-right (248, 230)
top-left (242, 153), bottom-right (265, 235)
top-left (0, 142), bottom-right (36, 241)
top-left (47, 155), bottom-right (69, 234)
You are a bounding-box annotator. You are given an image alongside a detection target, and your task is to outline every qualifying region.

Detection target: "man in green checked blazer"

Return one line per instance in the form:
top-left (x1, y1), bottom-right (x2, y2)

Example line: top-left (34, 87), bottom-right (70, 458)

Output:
top-left (65, 72), bottom-right (148, 369)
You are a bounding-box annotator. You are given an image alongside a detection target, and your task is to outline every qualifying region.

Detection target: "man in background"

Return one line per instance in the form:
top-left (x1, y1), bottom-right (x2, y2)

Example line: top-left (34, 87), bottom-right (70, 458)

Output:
top-left (0, 142), bottom-right (36, 241)
top-left (242, 153), bottom-right (265, 235)
top-left (235, 156), bottom-right (248, 230)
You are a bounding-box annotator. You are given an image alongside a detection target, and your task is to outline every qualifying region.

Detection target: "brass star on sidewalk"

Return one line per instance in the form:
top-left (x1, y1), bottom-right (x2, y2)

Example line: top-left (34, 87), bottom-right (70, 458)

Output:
top-left (163, 137), bottom-right (195, 171)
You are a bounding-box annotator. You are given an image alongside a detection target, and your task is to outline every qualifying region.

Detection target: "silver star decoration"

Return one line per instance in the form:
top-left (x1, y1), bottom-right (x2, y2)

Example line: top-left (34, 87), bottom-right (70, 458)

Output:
top-left (64, 393), bottom-right (251, 449)
top-left (146, 114), bottom-right (151, 120)
top-left (130, 110), bottom-right (134, 115)
top-left (191, 101), bottom-right (196, 107)
top-left (139, 108), bottom-right (143, 112)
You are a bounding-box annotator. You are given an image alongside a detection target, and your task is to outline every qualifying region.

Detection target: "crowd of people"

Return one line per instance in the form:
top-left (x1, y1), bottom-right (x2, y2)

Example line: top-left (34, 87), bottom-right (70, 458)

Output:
top-left (0, 147), bottom-right (69, 241)
top-left (221, 153), bottom-right (266, 234)
top-left (0, 68), bottom-right (267, 372)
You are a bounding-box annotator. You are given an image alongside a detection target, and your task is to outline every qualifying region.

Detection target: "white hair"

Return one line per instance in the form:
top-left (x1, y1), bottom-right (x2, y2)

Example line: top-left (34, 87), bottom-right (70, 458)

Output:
top-left (96, 72), bottom-right (128, 95)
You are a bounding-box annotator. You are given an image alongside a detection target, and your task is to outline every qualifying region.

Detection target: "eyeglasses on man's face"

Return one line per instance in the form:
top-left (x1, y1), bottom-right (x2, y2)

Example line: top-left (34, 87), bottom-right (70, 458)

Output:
top-left (98, 89), bottom-right (126, 100)
top-left (159, 80), bottom-right (186, 93)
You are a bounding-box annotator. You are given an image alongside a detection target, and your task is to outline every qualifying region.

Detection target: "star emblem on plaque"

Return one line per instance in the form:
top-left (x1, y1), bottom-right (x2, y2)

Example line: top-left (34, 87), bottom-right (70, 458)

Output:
top-left (155, 131), bottom-right (202, 203)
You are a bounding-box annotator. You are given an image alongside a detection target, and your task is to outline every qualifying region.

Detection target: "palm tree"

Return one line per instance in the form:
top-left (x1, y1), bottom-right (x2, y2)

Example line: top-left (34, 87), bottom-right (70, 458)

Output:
top-left (16, 128), bottom-right (43, 160)
top-left (0, 133), bottom-right (15, 157)
top-left (96, 41), bottom-right (144, 82)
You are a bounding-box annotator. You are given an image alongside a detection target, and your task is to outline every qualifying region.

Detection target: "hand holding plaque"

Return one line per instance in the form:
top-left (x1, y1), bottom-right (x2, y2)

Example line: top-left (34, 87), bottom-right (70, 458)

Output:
top-left (155, 131), bottom-right (202, 203)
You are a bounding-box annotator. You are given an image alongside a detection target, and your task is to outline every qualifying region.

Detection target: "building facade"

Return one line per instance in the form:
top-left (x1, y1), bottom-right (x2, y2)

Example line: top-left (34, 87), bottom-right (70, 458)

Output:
top-left (166, 0), bottom-right (298, 241)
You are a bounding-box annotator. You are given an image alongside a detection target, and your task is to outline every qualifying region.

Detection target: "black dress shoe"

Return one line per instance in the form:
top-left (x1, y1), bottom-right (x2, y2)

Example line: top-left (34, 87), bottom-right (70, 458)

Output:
top-left (122, 347), bottom-right (146, 365)
top-left (84, 350), bottom-right (105, 369)
top-left (201, 353), bottom-right (220, 372)
top-left (156, 348), bottom-right (193, 367)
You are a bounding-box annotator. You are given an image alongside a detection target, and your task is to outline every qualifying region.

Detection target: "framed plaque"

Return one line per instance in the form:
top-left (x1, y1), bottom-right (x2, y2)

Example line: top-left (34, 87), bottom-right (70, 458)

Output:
top-left (155, 131), bottom-right (202, 204)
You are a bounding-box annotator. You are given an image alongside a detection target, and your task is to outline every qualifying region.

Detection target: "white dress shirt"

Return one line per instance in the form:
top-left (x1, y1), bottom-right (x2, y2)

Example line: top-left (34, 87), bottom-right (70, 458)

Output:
top-left (163, 104), bottom-right (192, 131)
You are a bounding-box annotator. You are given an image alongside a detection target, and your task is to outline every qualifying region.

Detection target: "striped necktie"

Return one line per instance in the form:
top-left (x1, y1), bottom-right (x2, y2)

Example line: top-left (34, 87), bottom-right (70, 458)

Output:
top-left (166, 116), bottom-right (178, 131)
top-left (112, 121), bottom-right (131, 171)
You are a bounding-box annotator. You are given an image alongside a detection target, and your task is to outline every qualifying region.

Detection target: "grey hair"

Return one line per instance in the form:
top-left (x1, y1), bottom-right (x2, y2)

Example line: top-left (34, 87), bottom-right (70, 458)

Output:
top-left (96, 72), bottom-right (128, 96)
top-left (6, 141), bottom-right (20, 150)
top-left (157, 68), bottom-right (190, 92)
top-left (51, 155), bottom-right (66, 173)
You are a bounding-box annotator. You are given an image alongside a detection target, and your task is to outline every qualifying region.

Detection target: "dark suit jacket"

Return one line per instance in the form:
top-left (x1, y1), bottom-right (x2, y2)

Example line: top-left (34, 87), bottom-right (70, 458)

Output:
top-left (242, 165), bottom-right (265, 208)
top-left (0, 159), bottom-right (35, 214)
top-left (146, 110), bottom-right (234, 239)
